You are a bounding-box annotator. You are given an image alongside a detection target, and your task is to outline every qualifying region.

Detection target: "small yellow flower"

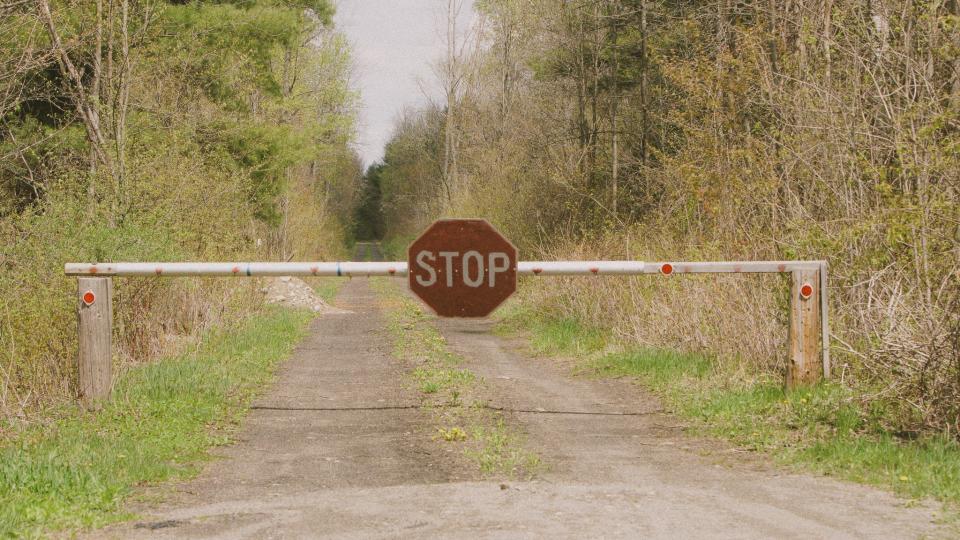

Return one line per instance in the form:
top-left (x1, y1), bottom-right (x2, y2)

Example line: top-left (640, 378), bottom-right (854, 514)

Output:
top-left (800, 398), bottom-right (807, 404)
top-left (899, 475), bottom-right (909, 481)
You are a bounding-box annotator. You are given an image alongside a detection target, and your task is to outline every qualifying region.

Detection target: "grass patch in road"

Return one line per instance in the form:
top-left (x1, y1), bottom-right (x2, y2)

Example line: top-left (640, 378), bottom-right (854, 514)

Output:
top-left (371, 278), bottom-right (541, 478)
top-left (468, 416), bottom-right (543, 476)
top-left (413, 367), bottom-right (475, 396)
top-left (496, 306), bottom-right (960, 510)
top-left (0, 307), bottom-right (312, 538)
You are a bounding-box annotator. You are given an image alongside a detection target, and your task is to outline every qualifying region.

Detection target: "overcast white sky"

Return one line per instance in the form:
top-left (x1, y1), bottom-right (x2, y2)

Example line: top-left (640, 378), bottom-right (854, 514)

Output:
top-left (334, 0), bottom-right (476, 168)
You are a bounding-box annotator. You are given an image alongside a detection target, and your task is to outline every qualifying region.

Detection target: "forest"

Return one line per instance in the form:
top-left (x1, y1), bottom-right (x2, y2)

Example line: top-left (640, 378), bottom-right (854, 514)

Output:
top-left (1, 0), bottom-right (360, 413)
top-left (359, 0), bottom-right (960, 439)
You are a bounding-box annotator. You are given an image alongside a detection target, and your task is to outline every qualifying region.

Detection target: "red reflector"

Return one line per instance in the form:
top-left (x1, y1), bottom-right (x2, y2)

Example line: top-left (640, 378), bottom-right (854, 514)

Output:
top-left (800, 283), bottom-right (814, 299)
top-left (82, 291), bottom-right (96, 306)
top-left (661, 263), bottom-right (673, 275)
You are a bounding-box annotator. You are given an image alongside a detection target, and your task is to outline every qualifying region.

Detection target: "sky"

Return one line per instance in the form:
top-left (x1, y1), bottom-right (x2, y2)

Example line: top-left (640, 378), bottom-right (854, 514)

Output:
top-left (334, 0), bottom-right (476, 168)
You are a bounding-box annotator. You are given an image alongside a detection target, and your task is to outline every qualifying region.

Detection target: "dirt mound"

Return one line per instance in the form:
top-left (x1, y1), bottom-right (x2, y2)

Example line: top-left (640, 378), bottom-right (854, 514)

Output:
top-left (262, 277), bottom-right (349, 314)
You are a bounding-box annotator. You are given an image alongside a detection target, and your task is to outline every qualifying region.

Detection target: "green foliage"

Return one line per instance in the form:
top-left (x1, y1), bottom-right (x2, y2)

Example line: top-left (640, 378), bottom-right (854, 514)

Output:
top-left (0, 307), bottom-right (312, 537)
top-left (380, 234), bottom-right (416, 260)
top-left (354, 163), bottom-right (386, 240)
top-left (0, 0), bottom-right (357, 414)
top-left (215, 122), bottom-right (309, 224)
top-left (161, 2), bottom-right (313, 105)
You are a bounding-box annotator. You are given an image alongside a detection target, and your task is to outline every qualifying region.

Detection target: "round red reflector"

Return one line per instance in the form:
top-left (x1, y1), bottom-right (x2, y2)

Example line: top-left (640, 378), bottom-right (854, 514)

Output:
top-left (82, 291), bottom-right (96, 306)
top-left (661, 263), bottom-right (673, 275)
top-left (800, 283), bottom-right (814, 299)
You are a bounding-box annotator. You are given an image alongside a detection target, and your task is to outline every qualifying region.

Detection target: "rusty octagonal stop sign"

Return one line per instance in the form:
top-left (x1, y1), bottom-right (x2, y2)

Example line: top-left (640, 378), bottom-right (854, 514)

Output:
top-left (408, 219), bottom-right (518, 317)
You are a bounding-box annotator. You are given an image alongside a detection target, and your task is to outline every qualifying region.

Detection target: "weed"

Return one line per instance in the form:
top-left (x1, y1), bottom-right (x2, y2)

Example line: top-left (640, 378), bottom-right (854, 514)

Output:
top-left (467, 417), bottom-right (542, 477)
top-left (437, 427), bottom-right (468, 442)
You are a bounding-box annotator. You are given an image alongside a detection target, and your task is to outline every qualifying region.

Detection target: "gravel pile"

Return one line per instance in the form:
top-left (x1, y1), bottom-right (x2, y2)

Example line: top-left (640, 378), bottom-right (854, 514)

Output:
top-left (262, 277), bottom-right (348, 314)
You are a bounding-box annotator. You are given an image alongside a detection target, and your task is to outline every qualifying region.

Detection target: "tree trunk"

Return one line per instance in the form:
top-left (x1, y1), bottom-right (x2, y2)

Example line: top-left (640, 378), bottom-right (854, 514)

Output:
top-left (609, 0), bottom-right (619, 218)
top-left (113, 0), bottom-right (131, 224)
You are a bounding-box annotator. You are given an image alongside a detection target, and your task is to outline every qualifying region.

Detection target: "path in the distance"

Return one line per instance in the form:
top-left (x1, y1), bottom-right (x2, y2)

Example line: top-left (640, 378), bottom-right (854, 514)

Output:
top-left (104, 247), bottom-right (943, 539)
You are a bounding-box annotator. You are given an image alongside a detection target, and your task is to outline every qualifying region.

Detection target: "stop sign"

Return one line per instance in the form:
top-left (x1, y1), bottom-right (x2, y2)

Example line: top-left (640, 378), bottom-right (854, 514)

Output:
top-left (407, 219), bottom-right (518, 317)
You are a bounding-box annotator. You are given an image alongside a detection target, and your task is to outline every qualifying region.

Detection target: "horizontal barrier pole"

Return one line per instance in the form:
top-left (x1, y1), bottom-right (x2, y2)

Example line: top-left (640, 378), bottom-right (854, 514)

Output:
top-left (642, 261), bottom-right (824, 274)
top-left (66, 260), bottom-right (824, 277)
top-left (64, 262), bottom-right (407, 277)
top-left (518, 261), bottom-right (646, 275)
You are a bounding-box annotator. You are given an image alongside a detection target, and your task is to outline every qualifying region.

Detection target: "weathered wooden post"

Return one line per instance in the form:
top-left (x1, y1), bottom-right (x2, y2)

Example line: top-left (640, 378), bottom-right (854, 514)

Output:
top-left (787, 268), bottom-right (821, 388)
top-left (78, 277), bottom-right (112, 405)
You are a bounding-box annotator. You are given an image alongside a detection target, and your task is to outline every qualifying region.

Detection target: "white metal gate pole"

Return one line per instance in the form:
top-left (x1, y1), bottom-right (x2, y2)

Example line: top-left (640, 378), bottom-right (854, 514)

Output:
top-left (77, 277), bottom-right (112, 406)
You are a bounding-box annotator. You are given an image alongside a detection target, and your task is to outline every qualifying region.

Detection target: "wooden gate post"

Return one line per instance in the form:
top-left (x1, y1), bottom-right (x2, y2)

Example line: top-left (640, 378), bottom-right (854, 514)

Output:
top-left (787, 269), bottom-right (821, 388)
top-left (78, 277), bottom-right (112, 405)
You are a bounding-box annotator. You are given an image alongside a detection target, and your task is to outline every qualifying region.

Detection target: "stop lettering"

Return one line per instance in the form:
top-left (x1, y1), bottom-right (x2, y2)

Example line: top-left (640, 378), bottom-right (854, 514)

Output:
top-left (407, 219), bottom-right (518, 317)
top-left (412, 251), bottom-right (512, 288)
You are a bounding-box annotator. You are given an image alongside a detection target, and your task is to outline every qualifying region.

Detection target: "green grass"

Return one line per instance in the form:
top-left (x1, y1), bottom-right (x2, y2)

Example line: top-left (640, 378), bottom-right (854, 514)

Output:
top-left (0, 307), bottom-right (313, 538)
top-left (467, 417), bottom-right (542, 475)
top-left (526, 317), bottom-right (608, 357)
top-left (308, 277), bottom-right (345, 302)
top-left (587, 349), bottom-right (712, 385)
top-left (498, 308), bottom-right (960, 510)
top-left (412, 367), bottom-right (475, 396)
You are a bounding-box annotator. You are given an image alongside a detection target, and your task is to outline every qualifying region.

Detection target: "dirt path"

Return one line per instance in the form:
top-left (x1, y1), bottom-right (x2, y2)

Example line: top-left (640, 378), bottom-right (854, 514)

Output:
top-left (100, 278), bottom-right (944, 539)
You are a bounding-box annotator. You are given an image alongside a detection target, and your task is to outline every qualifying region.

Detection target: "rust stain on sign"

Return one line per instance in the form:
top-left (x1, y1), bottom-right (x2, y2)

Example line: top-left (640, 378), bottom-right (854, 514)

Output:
top-left (407, 219), bottom-right (518, 318)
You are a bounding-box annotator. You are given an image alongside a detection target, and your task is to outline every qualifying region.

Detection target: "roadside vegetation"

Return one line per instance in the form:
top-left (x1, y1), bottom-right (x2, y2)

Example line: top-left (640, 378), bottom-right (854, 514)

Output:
top-left (1, 0), bottom-right (361, 417)
top-left (0, 306), bottom-right (313, 537)
top-left (307, 277), bottom-right (346, 303)
top-left (371, 278), bottom-right (540, 477)
top-left (362, 0), bottom-right (960, 487)
top-left (496, 301), bottom-right (960, 511)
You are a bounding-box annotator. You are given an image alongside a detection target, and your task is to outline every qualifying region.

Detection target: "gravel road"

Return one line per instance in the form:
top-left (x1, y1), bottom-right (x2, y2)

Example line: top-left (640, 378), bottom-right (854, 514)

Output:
top-left (96, 273), bottom-right (945, 539)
